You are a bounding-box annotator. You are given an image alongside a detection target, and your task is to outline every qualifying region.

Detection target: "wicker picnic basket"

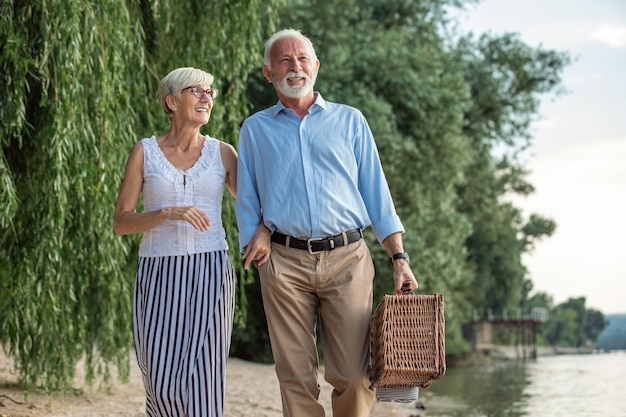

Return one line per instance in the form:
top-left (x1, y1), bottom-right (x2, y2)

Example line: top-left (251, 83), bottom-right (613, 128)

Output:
top-left (370, 294), bottom-right (446, 389)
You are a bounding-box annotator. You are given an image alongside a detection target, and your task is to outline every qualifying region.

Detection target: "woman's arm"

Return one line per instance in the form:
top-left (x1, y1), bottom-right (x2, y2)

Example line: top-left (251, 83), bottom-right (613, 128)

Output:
top-left (113, 142), bottom-right (210, 236)
top-left (220, 141), bottom-right (238, 198)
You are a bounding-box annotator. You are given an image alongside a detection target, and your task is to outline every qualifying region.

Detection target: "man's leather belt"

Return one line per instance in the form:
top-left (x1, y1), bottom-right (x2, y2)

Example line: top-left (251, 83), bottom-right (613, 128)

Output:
top-left (271, 229), bottom-right (363, 254)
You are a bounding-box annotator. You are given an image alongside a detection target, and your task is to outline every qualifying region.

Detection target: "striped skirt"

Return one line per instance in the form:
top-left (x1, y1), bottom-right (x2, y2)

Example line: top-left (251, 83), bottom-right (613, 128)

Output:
top-left (134, 251), bottom-right (235, 417)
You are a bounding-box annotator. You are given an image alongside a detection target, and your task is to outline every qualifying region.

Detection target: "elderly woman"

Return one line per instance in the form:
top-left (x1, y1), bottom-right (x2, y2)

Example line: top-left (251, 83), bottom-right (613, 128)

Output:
top-left (114, 67), bottom-right (237, 417)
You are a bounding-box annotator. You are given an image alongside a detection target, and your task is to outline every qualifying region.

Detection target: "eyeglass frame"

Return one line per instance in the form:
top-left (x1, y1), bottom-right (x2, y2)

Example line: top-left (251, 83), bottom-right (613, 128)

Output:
top-left (182, 86), bottom-right (218, 100)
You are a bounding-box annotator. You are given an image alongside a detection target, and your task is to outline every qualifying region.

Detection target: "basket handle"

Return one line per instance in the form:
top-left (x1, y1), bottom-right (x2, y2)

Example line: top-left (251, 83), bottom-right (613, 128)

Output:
top-left (401, 283), bottom-right (414, 295)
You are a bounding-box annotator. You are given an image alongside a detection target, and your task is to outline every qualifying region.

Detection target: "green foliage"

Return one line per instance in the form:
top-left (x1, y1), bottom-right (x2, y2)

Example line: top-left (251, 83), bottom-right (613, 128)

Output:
top-left (454, 30), bottom-right (568, 328)
top-left (1, 0), bottom-right (282, 391)
top-left (1, 0), bottom-right (143, 391)
top-left (526, 291), bottom-right (555, 313)
top-left (245, 0), bottom-right (477, 359)
top-left (230, 274), bottom-right (274, 363)
top-left (521, 213), bottom-right (556, 251)
top-left (247, 0), bottom-right (564, 359)
top-left (584, 308), bottom-right (608, 343)
top-left (245, 0), bottom-right (569, 360)
top-left (526, 292), bottom-right (608, 347)
top-left (456, 32), bottom-right (570, 149)
top-left (135, 0), bottom-right (284, 327)
top-left (1, 0), bottom-right (584, 388)
top-left (541, 297), bottom-right (606, 347)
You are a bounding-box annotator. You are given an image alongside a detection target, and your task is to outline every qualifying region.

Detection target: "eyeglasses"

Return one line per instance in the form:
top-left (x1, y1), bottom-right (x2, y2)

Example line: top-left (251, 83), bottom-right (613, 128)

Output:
top-left (182, 86), bottom-right (218, 100)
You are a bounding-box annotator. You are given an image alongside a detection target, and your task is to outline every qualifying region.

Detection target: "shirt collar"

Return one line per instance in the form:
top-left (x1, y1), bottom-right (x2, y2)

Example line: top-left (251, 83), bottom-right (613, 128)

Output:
top-left (272, 92), bottom-right (327, 117)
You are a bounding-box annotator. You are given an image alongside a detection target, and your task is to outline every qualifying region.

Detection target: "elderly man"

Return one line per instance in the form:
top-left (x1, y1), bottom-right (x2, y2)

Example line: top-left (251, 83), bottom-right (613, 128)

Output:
top-left (236, 28), bottom-right (418, 417)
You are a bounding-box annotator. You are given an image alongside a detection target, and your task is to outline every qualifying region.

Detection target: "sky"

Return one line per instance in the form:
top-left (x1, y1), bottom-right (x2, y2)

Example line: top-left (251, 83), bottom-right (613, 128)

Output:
top-left (453, 0), bottom-right (626, 314)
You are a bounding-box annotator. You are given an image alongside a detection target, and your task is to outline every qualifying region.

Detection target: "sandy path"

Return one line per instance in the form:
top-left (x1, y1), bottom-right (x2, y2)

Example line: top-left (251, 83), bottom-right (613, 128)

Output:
top-left (0, 351), bottom-right (419, 417)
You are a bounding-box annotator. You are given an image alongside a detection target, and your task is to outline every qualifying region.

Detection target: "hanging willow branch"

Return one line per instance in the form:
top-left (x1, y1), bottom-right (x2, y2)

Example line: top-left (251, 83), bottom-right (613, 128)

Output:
top-left (0, 0), bottom-right (282, 391)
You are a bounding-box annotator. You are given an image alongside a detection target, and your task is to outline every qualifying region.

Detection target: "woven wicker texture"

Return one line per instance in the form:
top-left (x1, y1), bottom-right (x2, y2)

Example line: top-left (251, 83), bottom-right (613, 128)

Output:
top-left (371, 294), bottom-right (446, 389)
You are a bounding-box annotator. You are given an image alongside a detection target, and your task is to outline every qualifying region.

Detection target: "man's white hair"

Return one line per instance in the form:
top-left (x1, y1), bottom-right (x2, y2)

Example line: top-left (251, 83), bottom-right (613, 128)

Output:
top-left (263, 28), bottom-right (318, 66)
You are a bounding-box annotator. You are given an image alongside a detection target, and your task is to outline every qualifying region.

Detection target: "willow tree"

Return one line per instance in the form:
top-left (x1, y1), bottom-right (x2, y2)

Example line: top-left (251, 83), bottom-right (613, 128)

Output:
top-left (0, 0), bottom-right (281, 391)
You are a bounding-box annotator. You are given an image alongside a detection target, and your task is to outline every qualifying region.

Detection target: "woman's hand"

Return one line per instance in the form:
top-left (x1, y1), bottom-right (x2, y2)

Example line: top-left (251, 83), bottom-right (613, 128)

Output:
top-left (164, 206), bottom-right (210, 231)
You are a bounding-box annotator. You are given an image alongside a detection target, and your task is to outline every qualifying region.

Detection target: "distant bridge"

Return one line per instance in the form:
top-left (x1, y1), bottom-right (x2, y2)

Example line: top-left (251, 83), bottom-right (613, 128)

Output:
top-left (465, 307), bottom-right (549, 360)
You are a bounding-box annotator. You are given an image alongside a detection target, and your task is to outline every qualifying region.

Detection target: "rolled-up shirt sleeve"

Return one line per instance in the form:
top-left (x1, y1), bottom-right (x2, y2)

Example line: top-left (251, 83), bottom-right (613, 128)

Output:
top-left (354, 113), bottom-right (404, 243)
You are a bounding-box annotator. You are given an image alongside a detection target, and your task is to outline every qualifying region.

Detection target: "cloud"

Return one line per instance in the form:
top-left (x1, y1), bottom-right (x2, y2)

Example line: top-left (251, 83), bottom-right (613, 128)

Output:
top-left (590, 24), bottom-right (626, 48)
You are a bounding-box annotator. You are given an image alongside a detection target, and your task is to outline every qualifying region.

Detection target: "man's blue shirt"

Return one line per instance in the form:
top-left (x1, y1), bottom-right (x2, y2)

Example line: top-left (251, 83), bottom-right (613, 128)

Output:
top-left (236, 93), bottom-right (404, 250)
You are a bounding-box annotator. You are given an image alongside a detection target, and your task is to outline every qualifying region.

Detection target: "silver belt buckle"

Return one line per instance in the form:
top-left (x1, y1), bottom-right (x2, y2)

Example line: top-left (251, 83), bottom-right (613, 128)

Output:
top-left (307, 237), bottom-right (325, 254)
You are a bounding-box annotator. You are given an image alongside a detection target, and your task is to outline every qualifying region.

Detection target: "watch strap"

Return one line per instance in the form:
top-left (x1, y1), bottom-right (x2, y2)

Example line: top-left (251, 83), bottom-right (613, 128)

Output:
top-left (390, 252), bottom-right (410, 264)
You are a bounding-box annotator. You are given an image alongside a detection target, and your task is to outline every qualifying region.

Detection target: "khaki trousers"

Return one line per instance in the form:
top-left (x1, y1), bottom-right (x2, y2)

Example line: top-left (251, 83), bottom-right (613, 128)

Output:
top-left (258, 239), bottom-right (375, 417)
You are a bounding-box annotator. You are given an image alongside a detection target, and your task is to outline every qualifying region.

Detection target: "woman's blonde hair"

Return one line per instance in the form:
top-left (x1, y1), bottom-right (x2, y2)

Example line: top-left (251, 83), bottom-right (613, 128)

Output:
top-left (158, 67), bottom-right (215, 116)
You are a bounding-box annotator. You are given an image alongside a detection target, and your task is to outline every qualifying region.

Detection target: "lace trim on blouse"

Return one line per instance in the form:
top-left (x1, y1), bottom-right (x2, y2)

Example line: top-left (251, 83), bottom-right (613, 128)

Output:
top-left (141, 135), bottom-right (220, 183)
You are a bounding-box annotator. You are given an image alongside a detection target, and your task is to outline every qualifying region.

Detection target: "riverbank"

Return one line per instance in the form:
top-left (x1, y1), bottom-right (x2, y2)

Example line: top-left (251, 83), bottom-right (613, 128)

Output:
top-left (480, 344), bottom-right (595, 360)
top-left (0, 351), bottom-right (421, 417)
top-left (450, 345), bottom-right (598, 367)
top-left (1, 346), bottom-right (598, 416)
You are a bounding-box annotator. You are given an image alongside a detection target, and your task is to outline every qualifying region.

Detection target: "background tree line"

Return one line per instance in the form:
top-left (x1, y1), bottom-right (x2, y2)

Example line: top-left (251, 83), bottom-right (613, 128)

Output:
top-left (475, 294), bottom-right (608, 349)
top-left (1, 0), bottom-right (606, 391)
top-left (596, 314), bottom-right (626, 350)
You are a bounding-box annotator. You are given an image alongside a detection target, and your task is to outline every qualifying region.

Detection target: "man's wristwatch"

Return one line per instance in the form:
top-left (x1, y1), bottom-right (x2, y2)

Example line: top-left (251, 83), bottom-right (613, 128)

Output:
top-left (390, 252), bottom-right (410, 265)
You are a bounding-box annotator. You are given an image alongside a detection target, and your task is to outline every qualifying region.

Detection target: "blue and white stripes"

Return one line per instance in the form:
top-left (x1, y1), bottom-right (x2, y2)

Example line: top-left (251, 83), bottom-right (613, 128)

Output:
top-left (134, 250), bottom-right (234, 417)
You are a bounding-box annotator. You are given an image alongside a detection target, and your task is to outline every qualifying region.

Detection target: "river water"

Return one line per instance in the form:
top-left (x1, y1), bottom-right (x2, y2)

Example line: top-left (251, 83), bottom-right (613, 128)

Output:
top-left (417, 351), bottom-right (626, 417)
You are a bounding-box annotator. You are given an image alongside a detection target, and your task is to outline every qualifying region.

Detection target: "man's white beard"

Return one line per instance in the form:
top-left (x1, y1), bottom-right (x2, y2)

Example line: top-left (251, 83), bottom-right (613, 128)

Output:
top-left (274, 71), bottom-right (316, 99)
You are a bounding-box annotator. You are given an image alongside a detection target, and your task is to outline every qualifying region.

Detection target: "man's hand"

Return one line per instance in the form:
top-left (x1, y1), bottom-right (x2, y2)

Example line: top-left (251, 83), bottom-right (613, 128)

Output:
top-left (242, 224), bottom-right (272, 269)
top-left (392, 259), bottom-right (418, 295)
top-left (382, 232), bottom-right (418, 295)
